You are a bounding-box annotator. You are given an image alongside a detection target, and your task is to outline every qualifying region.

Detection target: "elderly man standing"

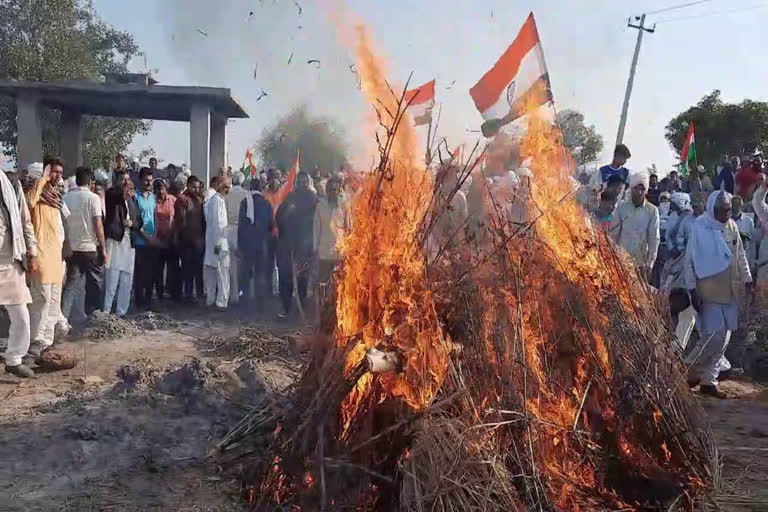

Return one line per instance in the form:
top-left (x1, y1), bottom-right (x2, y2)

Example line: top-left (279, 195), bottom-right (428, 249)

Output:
top-left (684, 190), bottom-right (752, 398)
top-left (204, 176), bottom-right (231, 309)
top-left (224, 171), bottom-right (249, 305)
top-left (25, 160), bottom-right (67, 357)
top-left (0, 166), bottom-right (39, 377)
top-left (612, 171), bottom-right (660, 280)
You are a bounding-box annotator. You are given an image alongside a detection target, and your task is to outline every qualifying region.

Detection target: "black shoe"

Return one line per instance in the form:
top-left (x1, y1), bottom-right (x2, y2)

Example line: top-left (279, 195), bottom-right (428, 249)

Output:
top-left (6, 364), bottom-right (36, 379)
top-left (699, 384), bottom-right (728, 399)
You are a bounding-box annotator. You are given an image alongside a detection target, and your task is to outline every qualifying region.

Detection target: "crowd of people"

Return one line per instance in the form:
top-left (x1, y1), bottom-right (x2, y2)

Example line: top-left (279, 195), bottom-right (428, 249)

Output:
top-left (585, 144), bottom-right (767, 399)
top-left (0, 154), bottom-right (349, 378)
top-left (1, 143), bottom-right (765, 395)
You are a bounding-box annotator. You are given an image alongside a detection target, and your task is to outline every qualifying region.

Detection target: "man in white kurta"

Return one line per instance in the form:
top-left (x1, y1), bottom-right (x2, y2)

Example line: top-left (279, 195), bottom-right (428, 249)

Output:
top-left (204, 177), bottom-right (231, 309)
top-left (0, 169), bottom-right (38, 378)
top-left (223, 171), bottom-right (249, 305)
top-left (611, 171), bottom-right (660, 279)
top-left (684, 190), bottom-right (752, 398)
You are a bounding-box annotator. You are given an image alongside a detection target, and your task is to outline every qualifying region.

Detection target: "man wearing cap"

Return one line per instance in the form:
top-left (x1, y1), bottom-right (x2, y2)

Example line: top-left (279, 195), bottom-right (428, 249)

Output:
top-left (25, 158), bottom-right (68, 358)
top-left (611, 170), bottom-right (660, 280)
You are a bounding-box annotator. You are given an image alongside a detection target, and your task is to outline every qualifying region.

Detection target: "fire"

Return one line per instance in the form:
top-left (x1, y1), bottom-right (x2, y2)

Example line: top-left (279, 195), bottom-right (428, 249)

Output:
top-left (334, 22), bottom-right (453, 432)
top-left (243, 11), bottom-right (715, 512)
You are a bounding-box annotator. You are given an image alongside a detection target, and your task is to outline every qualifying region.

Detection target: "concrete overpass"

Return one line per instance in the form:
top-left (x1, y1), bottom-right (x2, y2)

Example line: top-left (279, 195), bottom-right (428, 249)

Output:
top-left (0, 77), bottom-right (248, 183)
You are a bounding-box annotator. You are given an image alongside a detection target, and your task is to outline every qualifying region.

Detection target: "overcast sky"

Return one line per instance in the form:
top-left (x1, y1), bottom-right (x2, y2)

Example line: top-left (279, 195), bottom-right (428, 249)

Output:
top-left (92, 0), bottom-right (768, 174)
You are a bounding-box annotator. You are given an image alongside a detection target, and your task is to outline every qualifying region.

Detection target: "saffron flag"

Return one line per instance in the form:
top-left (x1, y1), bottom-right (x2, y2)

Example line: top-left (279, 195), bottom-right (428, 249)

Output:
top-left (680, 122), bottom-right (695, 177)
top-left (404, 79), bottom-right (436, 126)
top-left (469, 13), bottom-right (553, 137)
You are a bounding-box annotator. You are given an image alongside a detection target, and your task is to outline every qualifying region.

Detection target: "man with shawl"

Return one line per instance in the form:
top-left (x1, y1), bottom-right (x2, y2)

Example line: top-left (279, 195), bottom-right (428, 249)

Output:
top-left (611, 170), bottom-right (660, 280)
top-left (683, 190), bottom-right (752, 398)
top-left (0, 166), bottom-right (39, 378)
top-left (25, 160), bottom-right (68, 358)
top-left (103, 174), bottom-right (142, 317)
top-left (275, 172), bottom-right (317, 317)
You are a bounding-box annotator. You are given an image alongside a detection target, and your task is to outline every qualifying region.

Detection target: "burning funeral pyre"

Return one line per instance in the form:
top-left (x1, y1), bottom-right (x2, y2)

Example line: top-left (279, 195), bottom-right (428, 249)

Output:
top-left (217, 24), bottom-right (717, 512)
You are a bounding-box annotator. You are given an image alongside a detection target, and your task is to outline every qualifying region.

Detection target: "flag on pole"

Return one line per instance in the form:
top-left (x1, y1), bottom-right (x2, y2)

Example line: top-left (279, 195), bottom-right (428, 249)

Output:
top-left (404, 79), bottom-right (436, 126)
top-left (680, 122), bottom-right (695, 177)
top-left (469, 13), bottom-right (553, 137)
top-left (243, 147), bottom-right (257, 183)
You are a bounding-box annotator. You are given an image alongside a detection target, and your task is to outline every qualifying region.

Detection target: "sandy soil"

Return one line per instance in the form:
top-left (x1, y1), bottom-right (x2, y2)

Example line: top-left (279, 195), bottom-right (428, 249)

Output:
top-left (0, 306), bottom-right (766, 511)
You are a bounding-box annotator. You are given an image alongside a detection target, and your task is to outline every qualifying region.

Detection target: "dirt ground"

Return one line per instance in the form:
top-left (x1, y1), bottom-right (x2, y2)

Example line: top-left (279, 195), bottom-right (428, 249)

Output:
top-left (0, 304), bottom-right (767, 511)
top-left (0, 303), bottom-right (304, 512)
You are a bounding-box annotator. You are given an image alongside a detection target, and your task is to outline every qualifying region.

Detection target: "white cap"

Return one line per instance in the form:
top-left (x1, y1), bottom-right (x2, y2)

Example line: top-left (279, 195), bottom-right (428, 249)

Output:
top-left (27, 162), bottom-right (44, 179)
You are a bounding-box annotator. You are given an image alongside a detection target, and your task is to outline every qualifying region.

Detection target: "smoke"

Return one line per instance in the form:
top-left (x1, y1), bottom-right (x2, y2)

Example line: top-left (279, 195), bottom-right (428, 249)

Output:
top-left (156, 0), bottom-right (369, 165)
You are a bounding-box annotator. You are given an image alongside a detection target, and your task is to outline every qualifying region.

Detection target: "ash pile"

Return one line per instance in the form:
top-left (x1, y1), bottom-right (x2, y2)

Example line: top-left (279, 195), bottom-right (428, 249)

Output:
top-left (79, 311), bottom-right (179, 341)
top-left (215, 46), bottom-right (716, 512)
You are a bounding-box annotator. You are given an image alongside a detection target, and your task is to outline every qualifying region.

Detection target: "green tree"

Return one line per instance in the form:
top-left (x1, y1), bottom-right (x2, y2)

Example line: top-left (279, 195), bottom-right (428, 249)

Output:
top-left (0, 0), bottom-right (150, 169)
top-left (556, 109), bottom-right (604, 166)
top-left (256, 105), bottom-right (348, 175)
top-left (665, 90), bottom-right (768, 171)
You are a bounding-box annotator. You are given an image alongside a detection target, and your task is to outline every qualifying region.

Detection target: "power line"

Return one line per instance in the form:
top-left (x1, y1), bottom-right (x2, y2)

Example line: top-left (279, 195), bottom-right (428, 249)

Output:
top-left (655, 2), bottom-right (768, 23)
top-left (645, 0), bottom-right (713, 16)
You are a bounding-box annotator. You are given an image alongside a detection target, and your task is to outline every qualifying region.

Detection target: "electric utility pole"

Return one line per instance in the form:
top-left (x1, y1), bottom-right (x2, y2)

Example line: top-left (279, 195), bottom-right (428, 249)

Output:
top-left (616, 14), bottom-right (655, 146)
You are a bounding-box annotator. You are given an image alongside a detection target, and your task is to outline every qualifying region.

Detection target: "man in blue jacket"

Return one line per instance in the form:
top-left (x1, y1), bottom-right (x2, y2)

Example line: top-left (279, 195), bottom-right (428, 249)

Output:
top-left (237, 179), bottom-right (274, 310)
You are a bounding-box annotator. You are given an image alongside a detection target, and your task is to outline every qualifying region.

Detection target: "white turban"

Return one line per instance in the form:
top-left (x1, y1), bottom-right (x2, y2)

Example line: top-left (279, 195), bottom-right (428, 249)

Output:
top-left (66, 176), bottom-right (78, 191)
top-left (628, 170), bottom-right (649, 190)
top-left (232, 170), bottom-right (245, 186)
top-left (27, 162), bottom-right (44, 180)
top-left (670, 192), bottom-right (692, 212)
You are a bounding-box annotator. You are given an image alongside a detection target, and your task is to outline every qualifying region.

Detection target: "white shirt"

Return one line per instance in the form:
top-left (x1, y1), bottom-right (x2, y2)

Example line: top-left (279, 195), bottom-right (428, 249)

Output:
top-left (204, 192), bottom-right (229, 267)
top-left (224, 185), bottom-right (249, 226)
top-left (611, 199), bottom-right (660, 269)
top-left (63, 186), bottom-right (102, 252)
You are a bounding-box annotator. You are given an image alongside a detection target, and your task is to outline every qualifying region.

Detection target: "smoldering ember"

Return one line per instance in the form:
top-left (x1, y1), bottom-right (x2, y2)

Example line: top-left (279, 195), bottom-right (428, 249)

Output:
top-left (1, 1), bottom-right (768, 512)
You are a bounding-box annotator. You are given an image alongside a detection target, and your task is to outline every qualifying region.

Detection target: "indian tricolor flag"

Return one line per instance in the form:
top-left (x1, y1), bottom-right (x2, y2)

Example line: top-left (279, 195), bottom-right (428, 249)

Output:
top-left (404, 79), bottom-right (435, 126)
top-left (680, 122), bottom-right (696, 177)
top-left (470, 13), bottom-right (553, 137)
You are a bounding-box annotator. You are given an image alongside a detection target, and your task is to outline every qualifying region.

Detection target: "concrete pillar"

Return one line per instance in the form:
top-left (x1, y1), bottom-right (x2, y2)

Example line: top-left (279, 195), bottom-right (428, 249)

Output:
top-left (16, 92), bottom-right (42, 173)
top-left (60, 110), bottom-right (84, 173)
top-left (189, 103), bottom-right (211, 184)
top-left (210, 115), bottom-right (227, 175)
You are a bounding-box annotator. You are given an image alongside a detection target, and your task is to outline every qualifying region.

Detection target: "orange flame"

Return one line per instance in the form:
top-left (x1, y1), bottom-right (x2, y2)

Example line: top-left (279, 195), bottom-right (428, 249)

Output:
top-left (334, 23), bottom-right (453, 434)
